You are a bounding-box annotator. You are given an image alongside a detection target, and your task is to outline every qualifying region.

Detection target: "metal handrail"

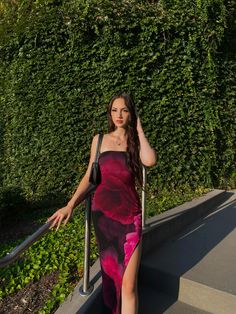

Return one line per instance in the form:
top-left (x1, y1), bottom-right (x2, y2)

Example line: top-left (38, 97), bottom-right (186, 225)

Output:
top-left (0, 184), bottom-right (96, 269)
top-left (0, 221), bottom-right (52, 268)
top-left (79, 195), bottom-right (94, 296)
top-left (142, 166), bottom-right (147, 229)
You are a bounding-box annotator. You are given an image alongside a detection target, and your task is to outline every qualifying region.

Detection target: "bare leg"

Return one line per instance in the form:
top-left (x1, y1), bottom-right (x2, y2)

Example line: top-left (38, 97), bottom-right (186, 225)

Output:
top-left (121, 241), bottom-right (142, 314)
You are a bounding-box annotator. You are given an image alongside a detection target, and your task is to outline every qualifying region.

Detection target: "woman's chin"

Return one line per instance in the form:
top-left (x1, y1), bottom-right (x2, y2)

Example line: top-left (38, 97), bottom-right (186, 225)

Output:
top-left (114, 123), bottom-right (127, 129)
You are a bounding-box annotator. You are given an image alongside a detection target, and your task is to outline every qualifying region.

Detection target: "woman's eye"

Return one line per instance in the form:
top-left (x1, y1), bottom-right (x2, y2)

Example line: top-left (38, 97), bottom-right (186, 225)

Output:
top-left (111, 109), bottom-right (117, 112)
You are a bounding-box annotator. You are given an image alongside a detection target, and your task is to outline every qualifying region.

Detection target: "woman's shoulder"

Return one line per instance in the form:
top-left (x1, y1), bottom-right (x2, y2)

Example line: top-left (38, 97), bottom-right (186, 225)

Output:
top-left (92, 133), bottom-right (110, 140)
top-left (91, 133), bottom-right (110, 145)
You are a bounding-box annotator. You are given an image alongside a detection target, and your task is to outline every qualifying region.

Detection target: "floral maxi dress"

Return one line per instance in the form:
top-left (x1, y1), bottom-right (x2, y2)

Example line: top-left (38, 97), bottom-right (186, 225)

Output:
top-left (92, 151), bottom-right (142, 314)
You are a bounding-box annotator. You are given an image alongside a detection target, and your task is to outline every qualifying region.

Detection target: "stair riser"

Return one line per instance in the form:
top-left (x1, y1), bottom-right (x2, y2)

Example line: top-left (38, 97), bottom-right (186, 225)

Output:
top-left (139, 265), bottom-right (180, 298)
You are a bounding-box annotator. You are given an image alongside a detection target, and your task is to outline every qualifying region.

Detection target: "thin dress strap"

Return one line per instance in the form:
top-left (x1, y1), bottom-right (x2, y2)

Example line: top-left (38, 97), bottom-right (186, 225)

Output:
top-left (94, 133), bottom-right (103, 162)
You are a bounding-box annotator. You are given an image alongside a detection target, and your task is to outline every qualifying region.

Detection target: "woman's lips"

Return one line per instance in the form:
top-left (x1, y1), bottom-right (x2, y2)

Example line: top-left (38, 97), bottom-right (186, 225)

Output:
top-left (116, 120), bottom-right (123, 124)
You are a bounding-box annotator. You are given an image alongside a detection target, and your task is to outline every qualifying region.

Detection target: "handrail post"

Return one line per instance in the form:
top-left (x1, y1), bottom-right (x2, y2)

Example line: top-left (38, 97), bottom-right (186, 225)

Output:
top-left (79, 195), bottom-right (94, 296)
top-left (142, 166), bottom-right (147, 229)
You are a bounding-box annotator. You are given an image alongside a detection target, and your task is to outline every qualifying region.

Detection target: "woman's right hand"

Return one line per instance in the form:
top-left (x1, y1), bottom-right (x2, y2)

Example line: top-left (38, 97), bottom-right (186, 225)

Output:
top-left (47, 205), bottom-right (73, 231)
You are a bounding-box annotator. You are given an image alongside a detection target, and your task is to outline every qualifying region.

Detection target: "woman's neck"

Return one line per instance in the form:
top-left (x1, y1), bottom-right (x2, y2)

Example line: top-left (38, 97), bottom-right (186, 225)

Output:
top-left (112, 127), bottom-right (127, 138)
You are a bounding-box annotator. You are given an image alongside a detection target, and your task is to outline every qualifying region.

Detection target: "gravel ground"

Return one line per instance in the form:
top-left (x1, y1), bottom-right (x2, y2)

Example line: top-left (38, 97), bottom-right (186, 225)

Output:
top-left (0, 272), bottom-right (58, 314)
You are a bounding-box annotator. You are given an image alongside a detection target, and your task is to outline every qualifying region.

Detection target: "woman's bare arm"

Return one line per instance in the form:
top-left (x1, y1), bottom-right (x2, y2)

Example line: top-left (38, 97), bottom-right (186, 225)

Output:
top-left (47, 134), bottom-right (99, 230)
top-left (137, 117), bottom-right (157, 167)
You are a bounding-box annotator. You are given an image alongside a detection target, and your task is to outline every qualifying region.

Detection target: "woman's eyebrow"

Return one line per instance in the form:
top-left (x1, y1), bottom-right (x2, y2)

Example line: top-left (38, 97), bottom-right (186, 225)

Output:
top-left (112, 107), bottom-right (128, 110)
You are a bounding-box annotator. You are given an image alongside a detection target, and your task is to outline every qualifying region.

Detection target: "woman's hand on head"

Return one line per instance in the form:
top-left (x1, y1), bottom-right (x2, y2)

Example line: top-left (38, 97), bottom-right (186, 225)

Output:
top-left (47, 205), bottom-right (73, 231)
top-left (137, 116), bottom-right (143, 134)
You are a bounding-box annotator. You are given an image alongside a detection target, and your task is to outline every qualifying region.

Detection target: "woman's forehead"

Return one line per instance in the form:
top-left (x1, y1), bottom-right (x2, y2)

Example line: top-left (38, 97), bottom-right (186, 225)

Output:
top-left (112, 98), bottom-right (127, 108)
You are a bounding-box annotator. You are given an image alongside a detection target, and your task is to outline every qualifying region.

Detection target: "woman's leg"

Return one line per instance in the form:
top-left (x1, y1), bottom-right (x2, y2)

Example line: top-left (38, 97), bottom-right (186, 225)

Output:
top-left (121, 241), bottom-right (142, 314)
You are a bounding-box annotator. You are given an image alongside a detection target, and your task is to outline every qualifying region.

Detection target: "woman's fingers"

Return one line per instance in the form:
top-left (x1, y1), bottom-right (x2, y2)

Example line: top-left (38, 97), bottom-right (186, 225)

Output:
top-left (47, 213), bottom-right (57, 222)
top-left (63, 213), bottom-right (71, 225)
top-left (49, 213), bottom-right (65, 230)
top-left (50, 215), bottom-right (61, 229)
top-left (47, 207), bottom-right (72, 230)
top-left (56, 215), bottom-right (64, 231)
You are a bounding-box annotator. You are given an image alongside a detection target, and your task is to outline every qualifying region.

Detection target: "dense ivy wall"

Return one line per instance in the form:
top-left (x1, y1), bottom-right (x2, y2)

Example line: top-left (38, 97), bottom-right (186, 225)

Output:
top-left (0, 0), bottom-right (235, 202)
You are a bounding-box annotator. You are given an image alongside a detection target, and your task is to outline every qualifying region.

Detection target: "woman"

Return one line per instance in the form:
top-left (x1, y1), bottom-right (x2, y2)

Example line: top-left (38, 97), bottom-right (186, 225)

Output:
top-left (48, 92), bottom-right (156, 314)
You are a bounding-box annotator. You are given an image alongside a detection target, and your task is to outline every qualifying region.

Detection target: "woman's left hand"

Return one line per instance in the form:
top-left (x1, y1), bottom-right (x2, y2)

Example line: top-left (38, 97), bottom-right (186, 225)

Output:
top-left (136, 116), bottom-right (157, 166)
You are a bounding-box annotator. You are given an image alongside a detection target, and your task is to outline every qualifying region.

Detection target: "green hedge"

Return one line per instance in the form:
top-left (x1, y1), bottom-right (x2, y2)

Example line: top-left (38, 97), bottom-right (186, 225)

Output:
top-left (0, 0), bottom-right (236, 202)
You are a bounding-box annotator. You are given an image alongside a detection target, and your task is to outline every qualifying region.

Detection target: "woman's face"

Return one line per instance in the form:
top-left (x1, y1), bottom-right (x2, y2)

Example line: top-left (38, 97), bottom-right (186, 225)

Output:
top-left (111, 97), bottom-right (130, 128)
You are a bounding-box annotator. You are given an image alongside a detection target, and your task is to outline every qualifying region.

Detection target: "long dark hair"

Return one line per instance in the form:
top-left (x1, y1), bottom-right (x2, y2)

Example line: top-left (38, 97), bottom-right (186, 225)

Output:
top-left (107, 91), bottom-right (143, 186)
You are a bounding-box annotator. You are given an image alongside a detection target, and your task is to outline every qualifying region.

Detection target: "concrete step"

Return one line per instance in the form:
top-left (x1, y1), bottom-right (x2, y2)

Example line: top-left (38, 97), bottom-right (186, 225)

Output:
top-left (138, 285), bottom-right (210, 314)
top-left (139, 191), bottom-right (236, 314)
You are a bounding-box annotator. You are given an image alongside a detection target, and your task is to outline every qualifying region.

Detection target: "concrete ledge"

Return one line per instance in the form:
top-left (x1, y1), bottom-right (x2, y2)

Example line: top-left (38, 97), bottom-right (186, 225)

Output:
top-left (55, 189), bottom-right (229, 314)
top-left (179, 277), bottom-right (236, 314)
